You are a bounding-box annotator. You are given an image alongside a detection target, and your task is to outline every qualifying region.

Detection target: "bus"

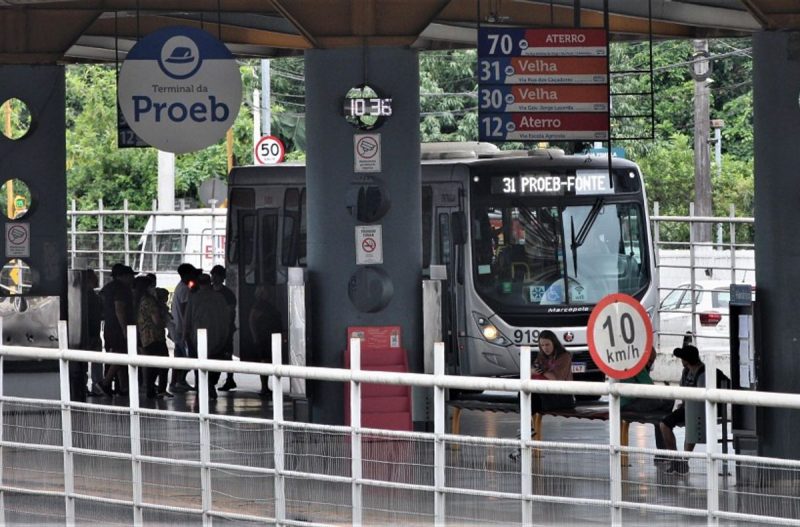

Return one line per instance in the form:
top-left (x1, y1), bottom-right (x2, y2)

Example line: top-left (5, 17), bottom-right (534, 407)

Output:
top-left (225, 143), bottom-right (657, 381)
top-left (130, 209), bottom-right (227, 290)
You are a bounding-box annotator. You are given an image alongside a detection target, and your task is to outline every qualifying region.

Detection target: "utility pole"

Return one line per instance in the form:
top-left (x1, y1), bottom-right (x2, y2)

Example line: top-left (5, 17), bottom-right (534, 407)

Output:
top-left (691, 39), bottom-right (712, 243)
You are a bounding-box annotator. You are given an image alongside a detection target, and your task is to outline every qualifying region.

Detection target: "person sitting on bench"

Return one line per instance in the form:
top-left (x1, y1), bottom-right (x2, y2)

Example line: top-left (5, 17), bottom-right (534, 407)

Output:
top-left (659, 345), bottom-right (704, 475)
top-left (621, 347), bottom-right (674, 461)
top-left (531, 330), bottom-right (576, 412)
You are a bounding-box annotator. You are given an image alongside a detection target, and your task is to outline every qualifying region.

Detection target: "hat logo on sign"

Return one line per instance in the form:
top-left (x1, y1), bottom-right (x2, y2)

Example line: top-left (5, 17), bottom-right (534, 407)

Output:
top-left (159, 36), bottom-right (201, 79)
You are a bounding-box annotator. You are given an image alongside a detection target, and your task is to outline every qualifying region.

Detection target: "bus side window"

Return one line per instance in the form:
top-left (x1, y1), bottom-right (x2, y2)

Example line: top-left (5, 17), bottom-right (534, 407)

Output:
top-left (438, 212), bottom-right (451, 265)
top-left (228, 188), bottom-right (255, 264)
top-left (282, 188), bottom-right (300, 267)
top-left (421, 186), bottom-right (432, 268)
top-left (241, 213), bottom-right (256, 285)
top-left (260, 213), bottom-right (278, 285)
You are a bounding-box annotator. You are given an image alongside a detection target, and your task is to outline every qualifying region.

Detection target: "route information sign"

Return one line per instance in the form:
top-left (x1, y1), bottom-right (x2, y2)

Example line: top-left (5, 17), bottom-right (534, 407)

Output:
top-left (478, 27), bottom-right (609, 142)
top-left (587, 293), bottom-right (653, 380)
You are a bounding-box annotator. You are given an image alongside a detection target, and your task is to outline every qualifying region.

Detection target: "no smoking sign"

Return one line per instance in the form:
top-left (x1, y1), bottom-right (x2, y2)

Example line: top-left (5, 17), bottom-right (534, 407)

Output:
top-left (587, 293), bottom-right (653, 380)
top-left (355, 225), bottom-right (383, 265)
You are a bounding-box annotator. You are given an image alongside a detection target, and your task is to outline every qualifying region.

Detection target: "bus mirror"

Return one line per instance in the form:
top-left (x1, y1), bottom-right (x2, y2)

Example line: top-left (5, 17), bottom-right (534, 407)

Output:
top-left (452, 212), bottom-right (467, 246)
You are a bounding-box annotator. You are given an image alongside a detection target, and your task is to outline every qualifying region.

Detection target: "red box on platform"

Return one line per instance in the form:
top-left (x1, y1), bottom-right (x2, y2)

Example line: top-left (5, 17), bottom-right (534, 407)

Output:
top-left (344, 326), bottom-right (412, 431)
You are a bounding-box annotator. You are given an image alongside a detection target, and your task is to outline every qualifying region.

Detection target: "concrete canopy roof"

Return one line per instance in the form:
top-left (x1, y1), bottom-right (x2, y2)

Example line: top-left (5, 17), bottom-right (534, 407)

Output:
top-left (0, 0), bottom-right (794, 64)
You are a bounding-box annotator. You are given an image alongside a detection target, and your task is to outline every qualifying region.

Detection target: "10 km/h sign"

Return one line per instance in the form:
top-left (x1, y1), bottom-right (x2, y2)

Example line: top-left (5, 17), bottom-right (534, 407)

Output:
top-left (587, 293), bottom-right (653, 380)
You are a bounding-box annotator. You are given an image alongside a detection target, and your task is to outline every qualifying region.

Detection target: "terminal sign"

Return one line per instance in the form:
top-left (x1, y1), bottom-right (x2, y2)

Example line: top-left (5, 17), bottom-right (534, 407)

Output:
top-left (118, 26), bottom-right (242, 154)
top-left (587, 293), bottom-right (653, 380)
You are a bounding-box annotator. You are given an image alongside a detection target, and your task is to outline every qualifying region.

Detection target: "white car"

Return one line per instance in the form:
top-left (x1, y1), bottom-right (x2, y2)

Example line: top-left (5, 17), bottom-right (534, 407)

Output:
top-left (658, 280), bottom-right (736, 354)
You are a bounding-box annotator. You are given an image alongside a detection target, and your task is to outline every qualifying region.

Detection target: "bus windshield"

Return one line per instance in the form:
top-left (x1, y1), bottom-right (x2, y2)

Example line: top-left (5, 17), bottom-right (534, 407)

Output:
top-left (472, 200), bottom-right (649, 310)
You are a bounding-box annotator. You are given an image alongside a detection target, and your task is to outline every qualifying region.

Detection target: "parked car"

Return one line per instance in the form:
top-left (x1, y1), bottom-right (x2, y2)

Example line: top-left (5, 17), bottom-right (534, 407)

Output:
top-left (659, 280), bottom-right (736, 354)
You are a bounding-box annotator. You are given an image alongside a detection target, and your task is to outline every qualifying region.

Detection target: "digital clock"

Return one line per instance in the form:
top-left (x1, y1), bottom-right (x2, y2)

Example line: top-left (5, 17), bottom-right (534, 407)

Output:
top-left (343, 97), bottom-right (393, 118)
top-left (343, 84), bottom-right (392, 130)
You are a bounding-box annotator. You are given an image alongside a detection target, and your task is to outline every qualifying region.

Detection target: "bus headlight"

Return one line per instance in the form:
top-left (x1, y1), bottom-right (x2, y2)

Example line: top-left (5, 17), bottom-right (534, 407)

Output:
top-left (473, 312), bottom-right (509, 345)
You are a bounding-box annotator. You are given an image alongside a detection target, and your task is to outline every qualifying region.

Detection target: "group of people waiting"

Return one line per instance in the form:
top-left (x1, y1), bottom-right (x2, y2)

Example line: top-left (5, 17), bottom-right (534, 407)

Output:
top-left (79, 261), bottom-right (280, 401)
top-left (526, 330), bottom-right (717, 475)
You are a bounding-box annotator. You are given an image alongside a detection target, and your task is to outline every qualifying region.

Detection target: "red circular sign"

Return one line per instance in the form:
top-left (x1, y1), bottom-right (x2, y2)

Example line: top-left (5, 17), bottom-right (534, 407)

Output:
top-left (587, 293), bottom-right (653, 380)
top-left (254, 135), bottom-right (285, 165)
top-left (362, 237), bottom-right (377, 253)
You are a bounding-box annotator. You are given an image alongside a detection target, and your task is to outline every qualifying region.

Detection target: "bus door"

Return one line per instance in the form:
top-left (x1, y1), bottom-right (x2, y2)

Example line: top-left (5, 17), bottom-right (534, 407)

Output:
top-left (430, 182), bottom-right (464, 371)
top-left (234, 207), bottom-right (279, 362)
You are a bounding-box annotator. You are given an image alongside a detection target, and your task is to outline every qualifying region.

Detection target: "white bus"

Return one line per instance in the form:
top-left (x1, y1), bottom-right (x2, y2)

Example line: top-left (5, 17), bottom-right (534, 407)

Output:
top-left (225, 143), bottom-right (657, 381)
top-left (130, 209), bottom-right (227, 289)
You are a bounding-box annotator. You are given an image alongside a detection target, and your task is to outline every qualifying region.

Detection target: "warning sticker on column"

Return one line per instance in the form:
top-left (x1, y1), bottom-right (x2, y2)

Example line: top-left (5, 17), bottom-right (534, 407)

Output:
top-left (6, 223), bottom-right (30, 258)
top-left (355, 225), bottom-right (383, 265)
top-left (354, 133), bottom-right (381, 173)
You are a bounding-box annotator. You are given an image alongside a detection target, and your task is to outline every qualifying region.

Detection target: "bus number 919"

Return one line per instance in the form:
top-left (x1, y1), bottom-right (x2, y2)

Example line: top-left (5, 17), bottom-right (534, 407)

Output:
top-left (513, 329), bottom-right (540, 345)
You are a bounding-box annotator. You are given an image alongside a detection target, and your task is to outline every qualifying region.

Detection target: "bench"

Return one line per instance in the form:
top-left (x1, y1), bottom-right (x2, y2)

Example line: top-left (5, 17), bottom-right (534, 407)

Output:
top-left (448, 393), bottom-right (729, 457)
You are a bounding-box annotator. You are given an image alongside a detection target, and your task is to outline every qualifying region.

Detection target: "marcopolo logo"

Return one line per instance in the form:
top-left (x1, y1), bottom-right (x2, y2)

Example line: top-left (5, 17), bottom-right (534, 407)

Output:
top-left (118, 26), bottom-right (242, 154)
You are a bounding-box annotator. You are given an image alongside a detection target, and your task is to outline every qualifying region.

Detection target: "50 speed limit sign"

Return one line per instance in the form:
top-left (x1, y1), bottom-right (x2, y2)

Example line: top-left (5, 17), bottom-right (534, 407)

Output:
top-left (254, 135), bottom-right (285, 165)
top-left (587, 293), bottom-right (653, 380)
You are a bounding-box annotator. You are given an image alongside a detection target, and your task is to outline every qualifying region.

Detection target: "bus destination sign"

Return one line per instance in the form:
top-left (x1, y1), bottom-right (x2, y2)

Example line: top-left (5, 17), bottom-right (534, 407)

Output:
top-left (491, 171), bottom-right (613, 196)
top-left (478, 27), bottom-right (609, 143)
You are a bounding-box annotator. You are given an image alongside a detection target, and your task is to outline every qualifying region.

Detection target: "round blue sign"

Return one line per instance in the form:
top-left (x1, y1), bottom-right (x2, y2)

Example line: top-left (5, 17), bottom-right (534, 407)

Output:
top-left (118, 26), bottom-right (242, 154)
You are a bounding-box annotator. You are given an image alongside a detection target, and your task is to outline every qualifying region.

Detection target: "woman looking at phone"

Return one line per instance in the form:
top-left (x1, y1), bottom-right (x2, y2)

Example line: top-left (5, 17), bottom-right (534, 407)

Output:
top-left (531, 330), bottom-right (576, 411)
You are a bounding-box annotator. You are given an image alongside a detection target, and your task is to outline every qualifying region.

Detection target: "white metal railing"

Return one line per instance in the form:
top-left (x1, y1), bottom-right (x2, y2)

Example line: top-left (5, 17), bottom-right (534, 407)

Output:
top-left (2, 322), bottom-right (800, 525)
top-left (652, 202), bottom-right (755, 354)
top-left (68, 200), bottom-right (226, 286)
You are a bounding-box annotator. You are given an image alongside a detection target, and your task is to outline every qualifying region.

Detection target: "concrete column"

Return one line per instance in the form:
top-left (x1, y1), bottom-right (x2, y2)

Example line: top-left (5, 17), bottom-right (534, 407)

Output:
top-left (305, 48), bottom-right (421, 424)
top-left (0, 66), bottom-right (67, 318)
top-left (753, 31), bottom-right (800, 460)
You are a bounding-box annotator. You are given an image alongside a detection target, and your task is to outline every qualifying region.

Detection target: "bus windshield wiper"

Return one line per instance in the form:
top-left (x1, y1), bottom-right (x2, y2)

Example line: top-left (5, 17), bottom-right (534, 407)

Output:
top-left (569, 197), bottom-right (605, 275)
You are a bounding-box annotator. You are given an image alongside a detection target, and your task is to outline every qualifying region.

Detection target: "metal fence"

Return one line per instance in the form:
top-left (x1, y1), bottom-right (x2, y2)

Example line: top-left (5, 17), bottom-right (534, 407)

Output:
top-left (652, 203), bottom-right (755, 364)
top-left (2, 321), bottom-right (799, 525)
top-left (68, 200), bottom-right (226, 287)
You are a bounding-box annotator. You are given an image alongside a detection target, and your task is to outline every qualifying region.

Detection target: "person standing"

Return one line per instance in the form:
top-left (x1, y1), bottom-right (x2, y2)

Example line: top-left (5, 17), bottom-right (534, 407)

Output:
top-left (97, 263), bottom-right (135, 396)
top-left (248, 284), bottom-right (283, 396)
top-left (169, 263), bottom-right (197, 393)
top-left (185, 274), bottom-right (231, 399)
top-left (211, 265), bottom-right (237, 391)
top-left (84, 269), bottom-right (105, 397)
top-left (135, 276), bottom-right (170, 399)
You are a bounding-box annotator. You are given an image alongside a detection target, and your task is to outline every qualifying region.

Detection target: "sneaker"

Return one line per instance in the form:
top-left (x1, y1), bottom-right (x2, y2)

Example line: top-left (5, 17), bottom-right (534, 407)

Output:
top-left (218, 378), bottom-right (237, 391)
top-left (158, 391), bottom-right (175, 398)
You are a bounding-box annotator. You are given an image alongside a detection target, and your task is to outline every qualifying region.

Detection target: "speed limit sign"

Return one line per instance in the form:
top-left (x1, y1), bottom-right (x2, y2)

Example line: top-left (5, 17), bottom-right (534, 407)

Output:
top-left (587, 293), bottom-right (653, 380)
top-left (254, 135), bottom-right (285, 165)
